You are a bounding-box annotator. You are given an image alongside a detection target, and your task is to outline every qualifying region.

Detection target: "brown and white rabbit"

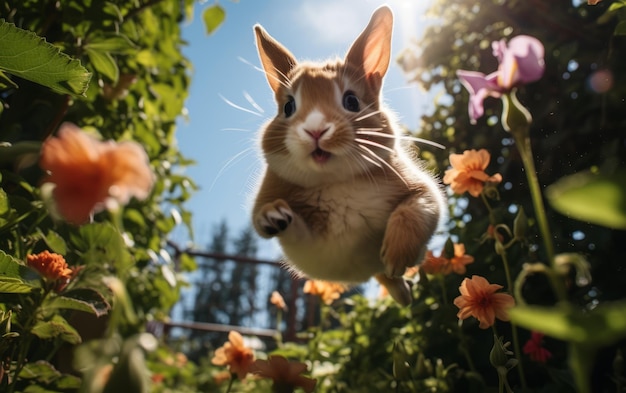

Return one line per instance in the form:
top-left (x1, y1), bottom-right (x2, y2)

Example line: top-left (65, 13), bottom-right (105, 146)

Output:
top-left (251, 6), bottom-right (445, 306)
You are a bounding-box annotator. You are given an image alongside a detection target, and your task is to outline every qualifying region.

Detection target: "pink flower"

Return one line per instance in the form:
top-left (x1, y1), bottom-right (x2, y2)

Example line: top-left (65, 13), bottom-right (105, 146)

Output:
top-left (39, 122), bottom-right (154, 224)
top-left (457, 35), bottom-right (545, 123)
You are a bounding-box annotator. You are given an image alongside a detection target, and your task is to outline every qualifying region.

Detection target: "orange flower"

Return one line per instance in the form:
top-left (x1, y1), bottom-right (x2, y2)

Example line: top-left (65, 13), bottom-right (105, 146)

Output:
top-left (443, 149), bottom-right (502, 197)
top-left (211, 331), bottom-right (255, 380)
top-left (26, 251), bottom-right (76, 291)
top-left (421, 244), bottom-right (474, 276)
top-left (453, 275), bottom-right (515, 329)
top-left (251, 355), bottom-right (317, 393)
top-left (588, 0), bottom-right (602, 4)
top-left (445, 243), bottom-right (475, 275)
top-left (303, 280), bottom-right (346, 305)
top-left (39, 122), bottom-right (154, 225)
top-left (420, 250), bottom-right (449, 275)
top-left (270, 291), bottom-right (287, 310)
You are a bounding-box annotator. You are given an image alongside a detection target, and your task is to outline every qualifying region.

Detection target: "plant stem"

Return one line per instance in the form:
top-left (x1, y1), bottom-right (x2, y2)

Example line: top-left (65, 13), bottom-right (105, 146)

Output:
top-left (514, 135), bottom-right (554, 265)
top-left (437, 275), bottom-right (448, 305)
top-left (498, 251), bottom-right (528, 390)
top-left (225, 373), bottom-right (236, 393)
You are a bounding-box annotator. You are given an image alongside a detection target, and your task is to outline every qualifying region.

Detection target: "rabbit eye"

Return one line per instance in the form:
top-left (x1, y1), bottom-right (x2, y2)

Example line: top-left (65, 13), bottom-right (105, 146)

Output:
top-left (342, 91), bottom-right (360, 112)
top-left (284, 96), bottom-right (296, 117)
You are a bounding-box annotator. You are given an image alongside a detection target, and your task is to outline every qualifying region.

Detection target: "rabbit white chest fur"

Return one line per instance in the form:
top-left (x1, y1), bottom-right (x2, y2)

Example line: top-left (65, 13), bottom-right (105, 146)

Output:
top-left (251, 6), bottom-right (444, 305)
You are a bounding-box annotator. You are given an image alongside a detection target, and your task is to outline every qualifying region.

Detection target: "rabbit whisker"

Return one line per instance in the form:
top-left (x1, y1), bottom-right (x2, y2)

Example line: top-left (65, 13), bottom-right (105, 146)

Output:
top-left (219, 94), bottom-right (264, 117)
top-left (239, 56), bottom-right (292, 89)
top-left (243, 91), bottom-right (265, 114)
top-left (358, 144), bottom-right (408, 187)
top-left (355, 138), bottom-right (395, 154)
top-left (356, 130), bottom-right (446, 150)
top-left (354, 109), bottom-right (382, 122)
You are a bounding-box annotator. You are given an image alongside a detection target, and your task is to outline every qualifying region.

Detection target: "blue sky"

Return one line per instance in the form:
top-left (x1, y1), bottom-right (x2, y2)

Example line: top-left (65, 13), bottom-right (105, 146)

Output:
top-left (174, 0), bottom-right (436, 256)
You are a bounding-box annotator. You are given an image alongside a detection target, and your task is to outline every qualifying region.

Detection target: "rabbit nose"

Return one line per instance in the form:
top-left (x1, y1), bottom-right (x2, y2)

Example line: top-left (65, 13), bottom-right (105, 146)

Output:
top-left (305, 128), bottom-right (329, 140)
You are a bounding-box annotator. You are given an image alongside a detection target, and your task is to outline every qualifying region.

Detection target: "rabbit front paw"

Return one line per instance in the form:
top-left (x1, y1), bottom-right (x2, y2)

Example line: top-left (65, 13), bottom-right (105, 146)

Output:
top-left (255, 199), bottom-right (293, 237)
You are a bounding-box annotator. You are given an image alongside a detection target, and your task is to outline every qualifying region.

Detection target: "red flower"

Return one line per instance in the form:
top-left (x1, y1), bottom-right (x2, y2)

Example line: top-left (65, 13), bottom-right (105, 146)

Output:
top-left (523, 331), bottom-right (552, 363)
top-left (39, 122), bottom-right (154, 224)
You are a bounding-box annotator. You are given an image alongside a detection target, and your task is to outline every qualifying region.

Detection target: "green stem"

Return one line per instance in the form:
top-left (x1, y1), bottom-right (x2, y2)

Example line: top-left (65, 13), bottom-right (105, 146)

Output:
top-left (514, 134), bottom-right (555, 265)
top-left (225, 373), bottom-right (236, 393)
top-left (513, 130), bottom-right (567, 303)
top-left (499, 249), bottom-right (514, 294)
top-left (437, 275), bottom-right (448, 305)
top-left (456, 322), bottom-right (477, 373)
top-left (7, 285), bottom-right (52, 393)
top-left (498, 250), bottom-right (528, 390)
top-left (510, 324), bottom-right (527, 390)
top-left (275, 309), bottom-right (283, 347)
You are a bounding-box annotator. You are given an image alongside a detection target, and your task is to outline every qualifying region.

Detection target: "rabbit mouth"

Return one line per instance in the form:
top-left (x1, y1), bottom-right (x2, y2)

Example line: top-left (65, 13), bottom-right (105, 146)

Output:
top-left (311, 147), bottom-right (331, 164)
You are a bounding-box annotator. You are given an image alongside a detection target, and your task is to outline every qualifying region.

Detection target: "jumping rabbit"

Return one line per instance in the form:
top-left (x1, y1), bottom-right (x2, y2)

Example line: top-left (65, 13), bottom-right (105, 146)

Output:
top-left (251, 6), bottom-right (445, 305)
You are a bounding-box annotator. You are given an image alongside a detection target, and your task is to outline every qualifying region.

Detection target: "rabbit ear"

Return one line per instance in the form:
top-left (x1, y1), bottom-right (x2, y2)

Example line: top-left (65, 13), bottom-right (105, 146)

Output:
top-left (254, 25), bottom-right (297, 93)
top-left (345, 6), bottom-right (393, 93)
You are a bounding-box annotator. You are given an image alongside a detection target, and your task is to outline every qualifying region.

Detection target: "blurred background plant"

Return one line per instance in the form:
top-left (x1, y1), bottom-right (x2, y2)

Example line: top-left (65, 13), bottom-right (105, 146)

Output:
top-left (1, 0), bottom-right (625, 392)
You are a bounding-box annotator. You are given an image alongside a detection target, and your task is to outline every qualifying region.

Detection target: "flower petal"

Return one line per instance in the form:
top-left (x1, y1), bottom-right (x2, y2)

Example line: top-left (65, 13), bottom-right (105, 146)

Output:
top-left (499, 35), bottom-right (545, 88)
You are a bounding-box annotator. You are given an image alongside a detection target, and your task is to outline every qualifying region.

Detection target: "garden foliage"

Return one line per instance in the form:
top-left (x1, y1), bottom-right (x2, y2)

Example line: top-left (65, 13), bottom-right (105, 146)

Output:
top-left (0, 0), bottom-right (198, 391)
top-left (1, 1), bottom-right (626, 393)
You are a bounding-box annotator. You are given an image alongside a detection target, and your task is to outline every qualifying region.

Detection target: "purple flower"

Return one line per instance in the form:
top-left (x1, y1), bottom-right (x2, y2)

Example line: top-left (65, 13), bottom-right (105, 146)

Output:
top-left (457, 35), bottom-right (545, 123)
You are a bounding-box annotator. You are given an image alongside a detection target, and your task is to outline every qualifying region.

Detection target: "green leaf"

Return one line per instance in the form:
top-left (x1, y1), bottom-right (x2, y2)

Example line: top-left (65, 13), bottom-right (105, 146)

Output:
top-left (509, 302), bottom-right (626, 346)
top-left (0, 276), bottom-right (33, 293)
top-left (31, 315), bottom-right (81, 344)
top-left (84, 33), bottom-right (138, 54)
top-left (39, 229), bottom-right (68, 255)
top-left (546, 170), bottom-right (626, 229)
top-left (0, 250), bottom-right (23, 278)
top-left (75, 222), bottom-right (132, 274)
top-left (54, 374), bottom-right (82, 389)
top-left (47, 288), bottom-right (110, 317)
top-left (85, 48), bottom-right (119, 83)
top-left (0, 20), bottom-right (91, 95)
top-left (0, 188), bottom-right (8, 216)
top-left (19, 361), bottom-right (61, 383)
top-left (203, 4), bottom-right (226, 35)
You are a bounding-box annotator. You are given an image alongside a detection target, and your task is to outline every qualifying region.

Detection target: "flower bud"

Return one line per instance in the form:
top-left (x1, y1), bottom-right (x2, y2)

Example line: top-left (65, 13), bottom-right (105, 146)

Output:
top-left (490, 335), bottom-right (511, 369)
top-left (443, 237), bottom-right (455, 259)
top-left (513, 206), bottom-right (528, 241)
top-left (392, 341), bottom-right (411, 380)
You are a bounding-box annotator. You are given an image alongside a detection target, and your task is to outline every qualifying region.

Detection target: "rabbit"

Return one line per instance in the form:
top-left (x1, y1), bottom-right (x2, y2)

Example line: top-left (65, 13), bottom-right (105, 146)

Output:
top-left (251, 5), bottom-right (445, 306)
